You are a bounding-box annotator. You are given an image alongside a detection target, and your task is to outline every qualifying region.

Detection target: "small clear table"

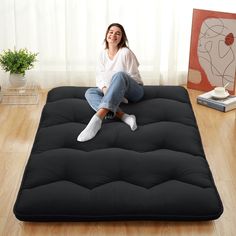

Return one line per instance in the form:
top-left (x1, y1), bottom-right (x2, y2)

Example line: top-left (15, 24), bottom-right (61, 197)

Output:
top-left (0, 78), bottom-right (39, 105)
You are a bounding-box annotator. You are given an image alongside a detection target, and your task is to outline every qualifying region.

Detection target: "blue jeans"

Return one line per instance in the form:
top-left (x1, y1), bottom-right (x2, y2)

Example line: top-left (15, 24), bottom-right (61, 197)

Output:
top-left (85, 71), bottom-right (144, 115)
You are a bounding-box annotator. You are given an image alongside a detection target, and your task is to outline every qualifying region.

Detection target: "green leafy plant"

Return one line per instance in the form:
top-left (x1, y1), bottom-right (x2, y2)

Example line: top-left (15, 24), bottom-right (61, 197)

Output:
top-left (0, 48), bottom-right (38, 76)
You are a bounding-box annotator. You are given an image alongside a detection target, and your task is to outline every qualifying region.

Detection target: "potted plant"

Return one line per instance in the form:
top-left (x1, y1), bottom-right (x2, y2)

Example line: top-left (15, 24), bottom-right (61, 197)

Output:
top-left (0, 48), bottom-right (38, 87)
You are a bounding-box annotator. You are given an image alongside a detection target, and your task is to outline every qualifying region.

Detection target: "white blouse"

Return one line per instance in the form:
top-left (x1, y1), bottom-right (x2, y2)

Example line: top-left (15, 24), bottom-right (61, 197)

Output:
top-left (96, 47), bottom-right (143, 90)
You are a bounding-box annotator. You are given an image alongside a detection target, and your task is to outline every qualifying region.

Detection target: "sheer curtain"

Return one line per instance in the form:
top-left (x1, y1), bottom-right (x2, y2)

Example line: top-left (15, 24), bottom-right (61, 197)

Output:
top-left (0, 0), bottom-right (236, 88)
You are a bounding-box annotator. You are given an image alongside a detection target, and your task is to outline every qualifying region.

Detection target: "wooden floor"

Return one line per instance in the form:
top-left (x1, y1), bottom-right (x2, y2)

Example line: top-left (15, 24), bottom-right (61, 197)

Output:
top-left (0, 87), bottom-right (235, 236)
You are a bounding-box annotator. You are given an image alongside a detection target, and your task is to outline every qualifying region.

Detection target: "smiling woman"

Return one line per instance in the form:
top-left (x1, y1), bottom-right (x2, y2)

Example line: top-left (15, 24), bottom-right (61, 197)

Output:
top-left (106, 24), bottom-right (129, 63)
top-left (77, 23), bottom-right (144, 142)
top-left (105, 23), bottom-right (127, 50)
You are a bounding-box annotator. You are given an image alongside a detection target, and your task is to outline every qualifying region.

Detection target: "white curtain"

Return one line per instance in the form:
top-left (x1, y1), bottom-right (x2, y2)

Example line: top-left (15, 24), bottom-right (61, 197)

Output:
top-left (0, 0), bottom-right (236, 88)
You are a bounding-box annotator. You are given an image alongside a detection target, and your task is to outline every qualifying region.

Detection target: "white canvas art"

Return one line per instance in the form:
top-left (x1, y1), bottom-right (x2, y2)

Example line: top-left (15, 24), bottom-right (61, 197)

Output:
top-left (188, 9), bottom-right (236, 94)
top-left (198, 18), bottom-right (236, 90)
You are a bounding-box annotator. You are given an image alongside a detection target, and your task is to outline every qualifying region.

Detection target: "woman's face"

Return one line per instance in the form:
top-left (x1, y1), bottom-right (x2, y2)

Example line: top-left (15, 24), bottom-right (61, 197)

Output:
top-left (106, 26), bottom-right (122, 47)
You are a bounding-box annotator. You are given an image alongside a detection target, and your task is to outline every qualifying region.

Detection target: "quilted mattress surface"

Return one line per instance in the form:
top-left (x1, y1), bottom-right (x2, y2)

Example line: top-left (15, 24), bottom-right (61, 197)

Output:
top-left (14, 86), bottom-right (223, 221)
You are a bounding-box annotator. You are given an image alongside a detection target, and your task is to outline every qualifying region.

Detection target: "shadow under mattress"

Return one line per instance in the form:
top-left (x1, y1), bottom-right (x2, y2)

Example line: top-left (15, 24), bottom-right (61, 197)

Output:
top-left (13, 86), bottom-right (223, 221)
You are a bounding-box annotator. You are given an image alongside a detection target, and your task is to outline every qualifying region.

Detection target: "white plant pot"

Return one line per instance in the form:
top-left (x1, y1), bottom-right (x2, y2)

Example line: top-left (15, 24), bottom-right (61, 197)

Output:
top-left (9, 73), bottom-right (27, 88)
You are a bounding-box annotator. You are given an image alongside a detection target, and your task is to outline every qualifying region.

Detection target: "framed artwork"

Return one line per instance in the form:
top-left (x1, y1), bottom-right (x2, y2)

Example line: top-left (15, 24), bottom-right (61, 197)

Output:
top-left (187, 9), bottom-right (236, 94)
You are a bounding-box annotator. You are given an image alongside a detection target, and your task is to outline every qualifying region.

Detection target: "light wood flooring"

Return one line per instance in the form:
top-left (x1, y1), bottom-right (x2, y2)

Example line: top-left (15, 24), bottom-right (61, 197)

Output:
top-left (0, 87), bottom-right (236, 236)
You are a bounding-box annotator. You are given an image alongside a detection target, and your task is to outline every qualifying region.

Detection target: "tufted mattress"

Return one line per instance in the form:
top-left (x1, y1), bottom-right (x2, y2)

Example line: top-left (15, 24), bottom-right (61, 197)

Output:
top-left (14, 86), bottom-right (223, 221)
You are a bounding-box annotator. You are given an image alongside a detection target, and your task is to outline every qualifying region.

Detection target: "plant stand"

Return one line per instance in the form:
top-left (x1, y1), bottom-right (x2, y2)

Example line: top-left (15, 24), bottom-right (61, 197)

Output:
top-left (0, 77), bottom-right (39, 105)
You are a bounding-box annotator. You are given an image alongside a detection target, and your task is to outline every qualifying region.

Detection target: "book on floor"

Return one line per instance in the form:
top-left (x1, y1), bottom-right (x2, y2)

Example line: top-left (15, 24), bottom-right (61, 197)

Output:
top-left (197, 91), bottom-right (236, 112)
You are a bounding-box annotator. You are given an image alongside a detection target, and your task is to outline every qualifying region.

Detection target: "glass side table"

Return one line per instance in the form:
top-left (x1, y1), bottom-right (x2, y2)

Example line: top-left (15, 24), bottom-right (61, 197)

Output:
top-left (0, 78), bottom-right (39, 105)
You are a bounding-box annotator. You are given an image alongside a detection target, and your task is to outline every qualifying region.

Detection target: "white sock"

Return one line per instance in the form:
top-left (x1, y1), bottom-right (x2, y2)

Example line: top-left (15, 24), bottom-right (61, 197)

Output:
top-left (121, 114), bottom-right (137, 131)
top-left (77, 114), bottom-right (102, 142)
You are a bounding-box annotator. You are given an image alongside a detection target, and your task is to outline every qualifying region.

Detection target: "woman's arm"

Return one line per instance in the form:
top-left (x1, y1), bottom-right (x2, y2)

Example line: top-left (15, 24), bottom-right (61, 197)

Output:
top-left (124, 49), bottom-right (143, 85)
top-left (96, 51), bottom-right (116, 90)
top-left (102, 86), bottom-right (108, 94)
top-left (96, 51), bottom-right (108, 90)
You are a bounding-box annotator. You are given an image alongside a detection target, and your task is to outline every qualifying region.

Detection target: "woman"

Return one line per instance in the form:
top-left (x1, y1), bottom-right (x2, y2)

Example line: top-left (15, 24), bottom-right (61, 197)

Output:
top-left (77, 23), bottom-right (144, 142)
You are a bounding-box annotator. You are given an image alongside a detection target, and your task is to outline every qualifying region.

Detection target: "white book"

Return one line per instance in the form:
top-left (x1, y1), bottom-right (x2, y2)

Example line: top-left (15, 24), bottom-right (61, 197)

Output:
top-left (197, 91), bottom-right (236, 112)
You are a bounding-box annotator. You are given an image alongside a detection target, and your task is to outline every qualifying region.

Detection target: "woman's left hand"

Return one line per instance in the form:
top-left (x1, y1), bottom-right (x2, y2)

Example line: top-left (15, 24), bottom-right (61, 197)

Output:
top-left (102, 86), bottom-right (108, 95)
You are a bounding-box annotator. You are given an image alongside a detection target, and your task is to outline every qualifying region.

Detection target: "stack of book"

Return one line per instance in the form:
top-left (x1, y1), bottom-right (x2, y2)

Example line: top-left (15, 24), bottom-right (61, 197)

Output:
top-left (197, 91), bottom-right (236, 112)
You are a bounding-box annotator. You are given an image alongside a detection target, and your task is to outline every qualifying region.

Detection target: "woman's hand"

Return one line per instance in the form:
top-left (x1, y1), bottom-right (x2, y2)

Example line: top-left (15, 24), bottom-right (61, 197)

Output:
top-left (102, 86), bottom-right (108, 95)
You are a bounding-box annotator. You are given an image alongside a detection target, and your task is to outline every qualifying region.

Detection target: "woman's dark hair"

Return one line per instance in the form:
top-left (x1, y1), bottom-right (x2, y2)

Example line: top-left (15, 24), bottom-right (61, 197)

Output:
top-left (104, 23), bottom-right (129, 49)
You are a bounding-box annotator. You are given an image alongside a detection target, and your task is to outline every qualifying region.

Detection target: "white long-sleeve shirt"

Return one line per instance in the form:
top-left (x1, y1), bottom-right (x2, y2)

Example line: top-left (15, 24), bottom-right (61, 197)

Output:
top-left (96, 47), bottom-right (143, 90)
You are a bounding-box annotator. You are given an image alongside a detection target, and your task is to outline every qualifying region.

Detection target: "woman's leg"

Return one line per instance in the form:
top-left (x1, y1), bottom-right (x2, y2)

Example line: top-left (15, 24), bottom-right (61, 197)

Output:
top-left (98, 71), bottom-right (144, 114)
top-left (104, 72), bottom-right (143, 131)
top-left (77, 88), bottom-right (109, 142)
top-left (85, 87), bottom-right (104, 112)
top-left (78, 72), bottom-right (144, 142)
top-left (77, 88), bottom-right (108, 142)
top-left (116, 111), bottom-right (137, 131)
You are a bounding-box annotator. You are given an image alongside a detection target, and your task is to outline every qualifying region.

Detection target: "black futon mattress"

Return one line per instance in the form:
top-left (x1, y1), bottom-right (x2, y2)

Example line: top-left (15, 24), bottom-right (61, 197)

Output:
top-left (14, 86), bottom-right (223, 221)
